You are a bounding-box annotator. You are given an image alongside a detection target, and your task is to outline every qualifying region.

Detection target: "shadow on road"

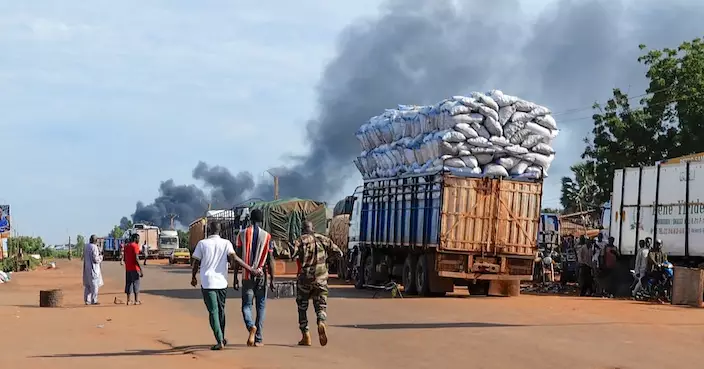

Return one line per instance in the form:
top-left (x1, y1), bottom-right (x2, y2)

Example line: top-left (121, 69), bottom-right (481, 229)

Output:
top-left (334, 322), bottom-right (524, 330)
top-left (30, 344), bottom-right (227, 358)
top-left (142, 285), bottom-right (382, 300)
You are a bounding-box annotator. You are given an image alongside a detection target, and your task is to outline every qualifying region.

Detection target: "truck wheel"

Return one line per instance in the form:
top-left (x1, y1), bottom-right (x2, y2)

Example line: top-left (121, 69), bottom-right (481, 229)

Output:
top-left (402, 254), bottom-right (418, 295)
top-left (468, 280), bottom-right (490, 295)
top-left (354, 254), bottom-right (372, 289)
top-left (416, 254), bottom-right (432, 297)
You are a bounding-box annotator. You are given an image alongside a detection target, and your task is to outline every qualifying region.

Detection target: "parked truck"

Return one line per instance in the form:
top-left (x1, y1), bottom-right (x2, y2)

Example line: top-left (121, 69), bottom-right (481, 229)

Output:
top-left (101, 236), bottom-right (124, 261)
top-left (158, 229), bottom-right (179, 258)
top-left (607, 159), bottom-right (704, 265)
top-left (348, 172), bottom-right (541, 297)
top-left (126, 224), bottom-right (160, 258)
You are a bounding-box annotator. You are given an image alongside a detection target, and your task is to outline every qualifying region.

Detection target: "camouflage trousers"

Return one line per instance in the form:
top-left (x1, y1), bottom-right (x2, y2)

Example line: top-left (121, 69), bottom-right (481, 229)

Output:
top-left (296, 280), bottom-right (328, 332)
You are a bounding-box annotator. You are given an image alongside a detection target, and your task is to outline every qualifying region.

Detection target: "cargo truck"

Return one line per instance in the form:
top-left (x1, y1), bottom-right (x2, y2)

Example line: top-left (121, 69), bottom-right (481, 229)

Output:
top-left (607, 160), bottom-right (704, 265)
top-left (158, 230), bottom-right (179, 258)
top-left (348, 172), bottom-right (541, 296)
top-left (101, 236), bottom-right (124, 261)
top-left (127, 224), bottom-right (160, 258)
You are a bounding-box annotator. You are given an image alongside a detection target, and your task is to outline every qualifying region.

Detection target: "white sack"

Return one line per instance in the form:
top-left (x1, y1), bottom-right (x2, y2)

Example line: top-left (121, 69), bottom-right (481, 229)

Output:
top-left (460, 155), bottom-right (479, 168)
top-left (470, 146), bottom-right (497, 155)
top-left (449, 104), bottom-right (471, 116)
top-left (514, 100), bottom-right (537, 112)
top-left (444, 158), bottom-right (466, 168)
top-left (498, 105), bottom-right (517, 126)
top-left (454, 123), bottom-right (479, 139)
top-left (535, 115), bottom-right (557, 130)
top-left (511, 112), bottom-right (535, 123)
top-left (497, 156), bottom-right (521, 170)
top-left (466, 137), bottom-right (492, 148)
top-left (473, 123), bottom-right (491, 139)
top-left (472, 92), bottom-right (500, 111)
top-left (503, 121), bottom-right (525, 139)
top-left (509, 129), bottom-right (532, 144)
top-left (453, 96), bottom-right (482, 110)
top-left (510, 160), bottom-right (531, 175)
top-left (531, 143), bottom-right (555, 155)
top-left (522, 153), bottom-right (555, 168)
top-left (440, 141), bottom-right (460, 156)
top-left (489, 90), bottom-right (519, 107)
top-left (525, 122), bottom-right (552, 138)
top-left (478, 105), bottom-right (499, 121)
top-left (453, 113), bottom-right (484, 125)
top-left (520, 134), bottom-right (544, 149)
top-left (484, 116), bottom-right (502, 136)
top-left (504, 145), bottom-right (529, 156)
top-left (530, 106), bottom-right (551, 116)
top-left (483, 164), bottom-right (509, 177)
top-left (440, 129), bottom-right (466, 143)
top-left (490, 136), bottom-right (511, 147)
top-left (475, 153), bottom-right (494, 165)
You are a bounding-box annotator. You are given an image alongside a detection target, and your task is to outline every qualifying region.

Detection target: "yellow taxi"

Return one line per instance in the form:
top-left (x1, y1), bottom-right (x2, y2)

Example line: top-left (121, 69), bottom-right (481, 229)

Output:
top-left (169, 248), bottom-right (191, 265)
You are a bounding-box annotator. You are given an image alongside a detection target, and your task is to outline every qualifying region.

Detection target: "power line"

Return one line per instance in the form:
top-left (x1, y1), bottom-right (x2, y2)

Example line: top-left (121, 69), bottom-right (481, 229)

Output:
top-left (550, 84), bottom-right (678, 118)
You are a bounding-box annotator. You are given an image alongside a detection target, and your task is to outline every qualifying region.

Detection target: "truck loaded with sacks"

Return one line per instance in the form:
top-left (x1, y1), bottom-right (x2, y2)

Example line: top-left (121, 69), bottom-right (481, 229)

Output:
top-left (348, 90), bottom-right (558, 296)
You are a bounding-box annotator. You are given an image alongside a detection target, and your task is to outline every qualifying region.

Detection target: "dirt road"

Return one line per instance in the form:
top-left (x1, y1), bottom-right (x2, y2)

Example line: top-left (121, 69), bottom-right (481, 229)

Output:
top-left (2, 260), bottom-right (703, 369)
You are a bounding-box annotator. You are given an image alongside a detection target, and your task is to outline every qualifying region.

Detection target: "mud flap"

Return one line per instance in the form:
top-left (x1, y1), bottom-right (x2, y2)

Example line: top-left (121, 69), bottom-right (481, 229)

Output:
top-left (488, 280), bottom-right (520, 297)
top-left (427, 252), bottom-right (454, 293)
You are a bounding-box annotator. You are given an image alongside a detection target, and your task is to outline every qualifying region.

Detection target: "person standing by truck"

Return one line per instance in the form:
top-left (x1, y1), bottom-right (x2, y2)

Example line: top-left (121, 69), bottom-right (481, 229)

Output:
top-left (82, 235), bottom-right (103, 305)
top-left (576, 236), bottom-right (594, 296)
top-left (289, 220), bottom-right (343, 347)
top-left (142, 241), bottom-right (149, 265)
top-left (633, 239), bottom-right (650, 296)
top-left (124, 234), bottom-right (144, 305)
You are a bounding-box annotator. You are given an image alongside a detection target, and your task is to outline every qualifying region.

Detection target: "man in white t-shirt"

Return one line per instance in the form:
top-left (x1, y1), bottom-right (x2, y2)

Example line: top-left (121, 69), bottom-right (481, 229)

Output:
top-left (191, 221), bottom-right (260, 351)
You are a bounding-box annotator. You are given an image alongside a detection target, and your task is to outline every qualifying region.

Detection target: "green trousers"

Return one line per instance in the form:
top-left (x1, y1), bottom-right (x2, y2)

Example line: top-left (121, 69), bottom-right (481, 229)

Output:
top-left (202, 288), bottom-right (228, 344)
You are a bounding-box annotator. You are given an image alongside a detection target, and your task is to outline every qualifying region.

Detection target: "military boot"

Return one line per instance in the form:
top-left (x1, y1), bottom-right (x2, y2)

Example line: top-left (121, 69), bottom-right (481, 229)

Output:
top-left (298, 331), bottom-right (312, 346)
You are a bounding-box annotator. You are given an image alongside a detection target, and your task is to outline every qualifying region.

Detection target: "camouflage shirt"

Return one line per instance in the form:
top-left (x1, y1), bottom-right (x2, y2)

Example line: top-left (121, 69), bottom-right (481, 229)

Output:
top-left (291, 233), bottom-right (343, 283)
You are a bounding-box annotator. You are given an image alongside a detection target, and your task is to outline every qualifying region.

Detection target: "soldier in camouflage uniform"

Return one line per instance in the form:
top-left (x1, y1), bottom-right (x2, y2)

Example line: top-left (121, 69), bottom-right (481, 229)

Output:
top-left (289, 221), bottom-right (343, 346)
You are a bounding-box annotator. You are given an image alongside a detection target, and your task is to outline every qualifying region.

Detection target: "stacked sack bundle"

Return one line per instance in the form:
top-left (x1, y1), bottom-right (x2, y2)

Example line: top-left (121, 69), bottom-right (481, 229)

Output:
top-left (353, 90), bottom-right (558, 180)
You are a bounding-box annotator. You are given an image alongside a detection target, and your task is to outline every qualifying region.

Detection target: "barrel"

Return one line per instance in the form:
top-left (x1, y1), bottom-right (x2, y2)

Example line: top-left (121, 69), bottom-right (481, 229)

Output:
top-left (39, 289), bottom-right (64, 307)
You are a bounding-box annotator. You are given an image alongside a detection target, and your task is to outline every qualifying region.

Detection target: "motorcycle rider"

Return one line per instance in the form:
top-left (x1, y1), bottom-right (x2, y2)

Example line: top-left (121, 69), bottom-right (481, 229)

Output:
top-left (646, 239), bottom-right (667, 285)
top-left (632, 239), bottom-right (650, 296)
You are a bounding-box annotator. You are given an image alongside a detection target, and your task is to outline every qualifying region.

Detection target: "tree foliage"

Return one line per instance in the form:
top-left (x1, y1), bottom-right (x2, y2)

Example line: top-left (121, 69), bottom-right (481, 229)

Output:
top-left (177, 230), bottom-right (189, 249)
top-left (7, 236), bottom-right (46, 256)
top-left (560, 162), bottom-right (603, 213)
top-left (576, 37), bottom-right (704, 205)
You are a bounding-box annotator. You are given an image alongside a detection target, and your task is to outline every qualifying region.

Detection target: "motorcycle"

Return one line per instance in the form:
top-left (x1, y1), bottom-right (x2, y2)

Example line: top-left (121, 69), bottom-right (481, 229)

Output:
top-left (630, 261), bottom-right (674, 302)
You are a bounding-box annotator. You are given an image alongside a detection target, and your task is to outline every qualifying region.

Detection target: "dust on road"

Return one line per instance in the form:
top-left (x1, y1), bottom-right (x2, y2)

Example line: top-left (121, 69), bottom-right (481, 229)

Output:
top-left (1, 260), bottom-right (703, 369)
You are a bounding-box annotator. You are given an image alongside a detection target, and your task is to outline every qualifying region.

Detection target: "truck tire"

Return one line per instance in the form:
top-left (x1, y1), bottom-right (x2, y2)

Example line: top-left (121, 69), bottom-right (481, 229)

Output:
top-left (416, 254), bottom-right (432, 296)
top-left (468, 280), bottom-right (490, 295)
top-left (355, 254), bottom-right (373, 289)
top-left (402, 254), bottom-right (418, 295)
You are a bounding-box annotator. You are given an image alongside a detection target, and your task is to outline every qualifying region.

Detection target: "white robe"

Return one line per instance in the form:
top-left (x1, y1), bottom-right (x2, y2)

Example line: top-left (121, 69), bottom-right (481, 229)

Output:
top-left (82, 243), bottom-right (104, 288)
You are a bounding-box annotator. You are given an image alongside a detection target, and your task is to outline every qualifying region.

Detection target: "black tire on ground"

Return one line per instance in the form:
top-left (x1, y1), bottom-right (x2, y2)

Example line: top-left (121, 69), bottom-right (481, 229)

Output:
top-left (354, 253), bottom-right (370, 290)
top-left (416, 254), bottom-right (432, 296)
top-left (402, 254), bottom-right (418, 295)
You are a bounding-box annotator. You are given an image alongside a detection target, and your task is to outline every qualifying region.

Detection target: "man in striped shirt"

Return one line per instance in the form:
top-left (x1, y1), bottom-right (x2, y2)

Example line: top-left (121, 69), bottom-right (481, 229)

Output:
top-left (235, 209), bottom-right (276, 347)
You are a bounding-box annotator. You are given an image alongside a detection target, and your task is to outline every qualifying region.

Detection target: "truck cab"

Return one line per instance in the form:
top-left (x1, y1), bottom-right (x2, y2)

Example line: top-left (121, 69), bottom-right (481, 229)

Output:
top-left (158, 230), bottom-right (179, 258)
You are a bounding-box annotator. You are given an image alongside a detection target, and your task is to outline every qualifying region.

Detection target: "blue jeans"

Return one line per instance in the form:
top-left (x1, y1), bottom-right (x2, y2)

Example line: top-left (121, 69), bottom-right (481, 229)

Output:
top-left (241, 278), bottom-right (267, 343)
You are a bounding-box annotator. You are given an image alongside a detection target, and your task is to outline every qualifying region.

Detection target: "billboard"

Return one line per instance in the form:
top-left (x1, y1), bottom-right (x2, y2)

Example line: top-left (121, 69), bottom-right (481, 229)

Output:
top-left (0, 205), bottom-right (10, 236)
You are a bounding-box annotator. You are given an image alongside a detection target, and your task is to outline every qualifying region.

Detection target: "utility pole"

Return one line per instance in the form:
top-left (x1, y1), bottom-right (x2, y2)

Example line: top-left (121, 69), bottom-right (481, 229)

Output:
top-left (266, 170), bottom-right (280, 200)
top-left (68, 235), bottom-right (72, 261)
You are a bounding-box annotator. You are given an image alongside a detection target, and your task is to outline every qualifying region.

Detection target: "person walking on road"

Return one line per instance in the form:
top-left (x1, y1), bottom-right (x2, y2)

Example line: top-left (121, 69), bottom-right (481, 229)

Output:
top-left (123, 233), bottom-right (144, 305)
top-left (235, 209), bottom-right (276, 347)
top-left (576, 236), bottom-right (594, 296)
top-left (82, 235), bottom-right (103, 305)
top-left (191, 221), bottom-right (258, 351)
top-left (633, 239), bottom-right (650, 296)
top-left (289, 220), bottom-right (343, 347)
top-left (142, 241), bottom-right (149, 265)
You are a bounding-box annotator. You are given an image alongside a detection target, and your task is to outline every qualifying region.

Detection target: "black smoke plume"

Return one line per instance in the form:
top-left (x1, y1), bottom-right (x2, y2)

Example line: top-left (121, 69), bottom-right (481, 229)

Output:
top-left (131, 0), bottom-right (704, 227)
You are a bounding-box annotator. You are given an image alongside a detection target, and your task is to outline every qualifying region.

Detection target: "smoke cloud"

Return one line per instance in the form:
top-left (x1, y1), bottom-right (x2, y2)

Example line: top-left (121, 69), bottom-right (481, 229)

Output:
top-left (130, 0), bottom-right (704, 227)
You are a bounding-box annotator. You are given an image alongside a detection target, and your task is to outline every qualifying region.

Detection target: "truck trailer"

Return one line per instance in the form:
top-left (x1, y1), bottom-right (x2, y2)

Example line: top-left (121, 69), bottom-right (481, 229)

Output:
top-left (607, 160), bottom-right (704, 264)
top-left (127, 224), bottom-right (160, 258)
top-left (158, 230), bottom-right (179, 258)
top-left (348, 172), bottom-right (542, 296)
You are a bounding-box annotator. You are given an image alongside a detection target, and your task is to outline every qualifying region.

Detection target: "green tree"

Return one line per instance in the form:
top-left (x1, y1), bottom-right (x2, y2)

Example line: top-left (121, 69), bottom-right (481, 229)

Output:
top-left (110, 225), bottom-right (125, 239)
top-left (177, 230), bottom-right (189, 249)
top-left (579, 37), bottom-right (704, 204)
top-left (7, 236), bottom-right (45, 255)
top-left (560, 162), bottom-right (603, 213)
top-left (541, 208), bottom-right (562, 214)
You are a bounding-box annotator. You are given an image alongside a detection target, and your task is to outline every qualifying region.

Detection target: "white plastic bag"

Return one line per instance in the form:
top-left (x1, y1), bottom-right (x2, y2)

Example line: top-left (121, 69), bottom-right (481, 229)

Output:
top-left (483, 164), bottom-right (509, 177)
top-left (498, 105), bottom-right (517, 126)
top-left (454, 123), bottom-right (479, 139)
top-left (497, 156), bottom-right (521, 170)
top-left (484, 116), bottom-right (502, 136)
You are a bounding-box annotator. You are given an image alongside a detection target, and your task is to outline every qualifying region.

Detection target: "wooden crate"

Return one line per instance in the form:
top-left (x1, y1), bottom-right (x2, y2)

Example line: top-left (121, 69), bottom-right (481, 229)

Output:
top-left (671, 267), bottom-right (704, 307)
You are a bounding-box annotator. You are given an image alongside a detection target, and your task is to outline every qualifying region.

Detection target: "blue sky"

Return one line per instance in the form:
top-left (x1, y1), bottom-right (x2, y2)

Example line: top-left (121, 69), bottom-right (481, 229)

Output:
top-left (1, 0), bottom-right (389, 243)
top-left (6, 0), bottom-right (662, 244)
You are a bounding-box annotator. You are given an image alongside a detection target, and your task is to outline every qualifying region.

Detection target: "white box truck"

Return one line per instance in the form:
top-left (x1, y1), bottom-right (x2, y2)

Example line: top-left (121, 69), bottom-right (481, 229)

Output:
top-left (608, 160), bottom-right (704, 263)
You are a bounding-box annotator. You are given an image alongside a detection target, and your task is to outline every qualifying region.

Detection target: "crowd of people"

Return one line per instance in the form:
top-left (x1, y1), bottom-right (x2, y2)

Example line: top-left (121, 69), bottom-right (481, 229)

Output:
top-left (562, 233), bottom-right (668, 298)
top-left (81, 209), bottom-right (344, 351)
